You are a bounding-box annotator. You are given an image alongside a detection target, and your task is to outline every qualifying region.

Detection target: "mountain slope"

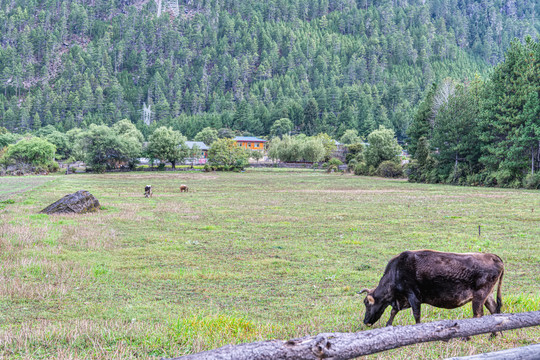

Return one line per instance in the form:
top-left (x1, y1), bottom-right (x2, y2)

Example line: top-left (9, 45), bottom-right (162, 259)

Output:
top-left (0, 0), bottom-right (538, 139)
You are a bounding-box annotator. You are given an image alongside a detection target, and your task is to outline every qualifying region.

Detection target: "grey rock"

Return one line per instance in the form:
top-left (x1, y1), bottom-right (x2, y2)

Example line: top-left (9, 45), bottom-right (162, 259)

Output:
top-left (40, 190), bottom-right (100, 214)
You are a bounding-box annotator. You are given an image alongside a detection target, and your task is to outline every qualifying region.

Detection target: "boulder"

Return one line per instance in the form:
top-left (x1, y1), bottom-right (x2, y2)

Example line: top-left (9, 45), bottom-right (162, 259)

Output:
top-left (40, 190), bottom-right (100, 214)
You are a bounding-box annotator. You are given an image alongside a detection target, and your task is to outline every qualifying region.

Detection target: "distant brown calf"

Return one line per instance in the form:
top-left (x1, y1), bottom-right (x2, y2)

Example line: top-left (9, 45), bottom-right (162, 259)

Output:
top-left (144, 185), bottom-right (153, 198)
top-left (180, 184), bottom-right (189, 192)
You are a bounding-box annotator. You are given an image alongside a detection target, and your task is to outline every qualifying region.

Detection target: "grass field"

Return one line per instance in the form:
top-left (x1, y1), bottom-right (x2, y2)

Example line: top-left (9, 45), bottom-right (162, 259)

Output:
top-left (0, 170), bottom-right (539, 359)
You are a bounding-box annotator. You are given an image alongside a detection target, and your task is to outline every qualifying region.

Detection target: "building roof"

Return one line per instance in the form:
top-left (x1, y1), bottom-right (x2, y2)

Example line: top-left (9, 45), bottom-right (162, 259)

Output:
top-left (185, 141), bottom-right (209, 151)
top-left (234, 136), bottom-right (267, 142)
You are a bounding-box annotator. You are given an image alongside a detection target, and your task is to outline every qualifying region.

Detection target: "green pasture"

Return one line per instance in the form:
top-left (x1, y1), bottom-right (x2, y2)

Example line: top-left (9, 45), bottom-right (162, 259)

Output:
top-left (0, 170), bottom-right (539, 359)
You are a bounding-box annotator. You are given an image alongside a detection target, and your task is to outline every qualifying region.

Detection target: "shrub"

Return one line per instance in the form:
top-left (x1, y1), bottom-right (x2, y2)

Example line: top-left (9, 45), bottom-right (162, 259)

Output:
top-left (326, 157), bottom-right (343, 173)
top-left (347, 158), bottom-right (358, 172)
top-left (354, 162), bottom-right (369, 176)
top-left (345, 143), bottom-right (364, 163)
top-left (4, 137), bottom-right (56, 167)
top-left (495, 169), bottom-right (514, 187)
top-left (377, 160), bottom-right (403, 178)
top-left (76, 124), bottom-right (142, 170)
top-left (89, 164), bottom-right (107, 173)
top-left (364, 126), bottom-right (402, 168)
top-left (48, 161), bottom-right (60, 173)
top-left (523, 173), bottom-right (540, 189)
top-left (405, 160), bottom-right (420, 182)
top-left (208, 138), bottom-right (249, 170)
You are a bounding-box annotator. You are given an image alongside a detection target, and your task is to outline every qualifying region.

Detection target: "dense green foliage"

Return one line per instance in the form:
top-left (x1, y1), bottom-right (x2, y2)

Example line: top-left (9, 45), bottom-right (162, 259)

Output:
top-left (363, 126), bottom-right (402, 168)
top-left (0, 128), bottom-right (20, 148)
top-left (339, 129), bottom-right (361, 145)
top-left (147, 126), bottom-right (188, 168)
top-left (408, 37), bottom-right (540, 188)
top-left (1, 0), bottom-right (537, 140)
top-left (74, 123), bottom-right (143, 172)
top-left (267, 133), bottom-right (336, 163)
top-left (194, 127), bottom-right (219, 145)
top-left (207, 138), bottom-right (249, 170)
top-left (2, 136), bottom-right (56, 167)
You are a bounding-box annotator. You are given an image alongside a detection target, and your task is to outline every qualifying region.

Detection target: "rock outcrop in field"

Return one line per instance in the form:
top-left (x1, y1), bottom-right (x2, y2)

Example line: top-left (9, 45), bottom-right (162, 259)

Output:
top-left (40, 190), bottom-right (100, 214)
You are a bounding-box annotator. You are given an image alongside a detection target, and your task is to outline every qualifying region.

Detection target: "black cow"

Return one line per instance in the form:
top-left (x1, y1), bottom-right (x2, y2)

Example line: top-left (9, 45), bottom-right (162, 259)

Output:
top-left (144, 185), bottom-right (152, 198)
top-left (359, 250), bottom-right (504, 327)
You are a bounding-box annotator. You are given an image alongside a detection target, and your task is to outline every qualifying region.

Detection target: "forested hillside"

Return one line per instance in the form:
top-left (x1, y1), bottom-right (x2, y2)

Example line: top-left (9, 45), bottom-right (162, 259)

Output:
top-left (0, 0), bottom-right (538, 139)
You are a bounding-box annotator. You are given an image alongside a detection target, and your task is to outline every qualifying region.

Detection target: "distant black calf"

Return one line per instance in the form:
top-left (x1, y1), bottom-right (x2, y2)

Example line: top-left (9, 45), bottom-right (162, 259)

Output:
top-left (359, 250), bottom-right (504, 327)
top-left (144, 185), bottom-right (152, 198)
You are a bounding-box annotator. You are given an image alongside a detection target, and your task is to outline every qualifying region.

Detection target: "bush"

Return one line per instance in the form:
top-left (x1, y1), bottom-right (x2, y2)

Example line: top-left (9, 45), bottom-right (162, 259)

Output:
top-left (345, 143), bottom-right (364, 163)
top-left (523, 173), bottom-right (540, 189)
top-left (4, 137), bottom-right (56, 167)
top-left (88, 164), bottom-right (107, 173)
top-left (377, 160), bottom-right (403, 178)
top-left (354, 162), bottom-right (369, 176)
top-left (326, 157), bottom-right (343, 173)
top-left (364, 126), bottom-right (402, 168)
top-left (495, 169), bottom-right (514, 187)
top-left (48, 161), bottom-right (60, 173)
top-left (208, 138), bottom-right (249, 170)
top-left (77, 124), bottom-right (142, 170)
top-left (405, 160), bottom-right (420, 182)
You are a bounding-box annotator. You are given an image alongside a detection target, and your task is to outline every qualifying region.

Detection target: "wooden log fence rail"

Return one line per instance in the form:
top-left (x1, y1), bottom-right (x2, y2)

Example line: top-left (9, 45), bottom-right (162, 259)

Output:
top-left (164, 311), bottom-right (540, 360)
top-left (445, 343), bottom-right (540, 359)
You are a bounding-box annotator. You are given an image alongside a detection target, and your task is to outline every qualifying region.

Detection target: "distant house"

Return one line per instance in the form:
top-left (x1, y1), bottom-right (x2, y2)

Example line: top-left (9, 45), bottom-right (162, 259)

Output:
top-left (233, 136), bottom-right (267, 151)
top-left (185, 141), bottom-right (209, 164)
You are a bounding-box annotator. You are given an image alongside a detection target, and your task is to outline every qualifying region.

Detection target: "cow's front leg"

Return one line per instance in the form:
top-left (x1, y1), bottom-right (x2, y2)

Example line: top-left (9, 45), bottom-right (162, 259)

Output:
top-left (407, 293), bottom-right (421, 324)
top-left (386, 308), bottom-right (399, 326)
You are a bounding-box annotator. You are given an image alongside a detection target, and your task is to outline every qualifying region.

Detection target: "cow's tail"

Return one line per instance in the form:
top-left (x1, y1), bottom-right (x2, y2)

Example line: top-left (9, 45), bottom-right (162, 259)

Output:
top-left (495, 267), bottom-right (504, 313)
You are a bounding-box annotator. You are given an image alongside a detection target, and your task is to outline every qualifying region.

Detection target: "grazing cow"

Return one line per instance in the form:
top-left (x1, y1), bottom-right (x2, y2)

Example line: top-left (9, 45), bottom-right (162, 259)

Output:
top-left (144, 185), bottom-right (152, 198)
top-left (180, 184), bottom-right (189, 192)
top-left (359, 250), bottom-right (504, 327)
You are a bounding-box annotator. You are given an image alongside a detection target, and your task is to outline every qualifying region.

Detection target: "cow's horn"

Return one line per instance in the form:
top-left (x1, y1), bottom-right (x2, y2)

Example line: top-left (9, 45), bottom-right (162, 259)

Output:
top-left (357, 288), bottom-right (370, 295)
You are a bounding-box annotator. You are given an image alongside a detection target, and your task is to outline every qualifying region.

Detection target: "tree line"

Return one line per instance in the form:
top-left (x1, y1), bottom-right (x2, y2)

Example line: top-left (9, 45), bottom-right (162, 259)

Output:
top-left (406, 37), bottom-right (540, 189)
top-left (0, 0), bottom-right (537, 141)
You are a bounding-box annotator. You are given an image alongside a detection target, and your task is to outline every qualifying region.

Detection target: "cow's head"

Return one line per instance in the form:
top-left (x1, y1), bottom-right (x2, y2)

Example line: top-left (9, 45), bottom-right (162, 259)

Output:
top-left (359, 287), bottom-right (390, 326)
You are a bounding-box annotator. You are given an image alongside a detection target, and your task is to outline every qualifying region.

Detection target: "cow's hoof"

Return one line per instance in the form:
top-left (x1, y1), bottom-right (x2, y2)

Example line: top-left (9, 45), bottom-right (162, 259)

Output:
top-left (460, 336), bottom-right (471, 342)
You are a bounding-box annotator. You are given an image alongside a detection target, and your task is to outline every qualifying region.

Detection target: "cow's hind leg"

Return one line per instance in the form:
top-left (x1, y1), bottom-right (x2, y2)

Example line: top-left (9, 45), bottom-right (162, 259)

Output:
top-left (473, 291), bottom-right (502, 339)
top-left (485, 296), bottom-right (502, 338)
top-left (485, 296), bottom-right (498, 315)
top-left (407, 294), bottom-right (422, 324)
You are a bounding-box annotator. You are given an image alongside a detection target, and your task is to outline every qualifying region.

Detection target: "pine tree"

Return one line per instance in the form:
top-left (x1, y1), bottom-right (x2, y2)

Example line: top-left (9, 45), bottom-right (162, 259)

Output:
top-left (408, 83), bottom-right (436, 156)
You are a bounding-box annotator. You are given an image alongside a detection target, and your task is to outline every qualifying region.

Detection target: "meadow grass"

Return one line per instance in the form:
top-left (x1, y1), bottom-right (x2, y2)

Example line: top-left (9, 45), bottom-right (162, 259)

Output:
top-left (0, 170), bottom-right (538, 359)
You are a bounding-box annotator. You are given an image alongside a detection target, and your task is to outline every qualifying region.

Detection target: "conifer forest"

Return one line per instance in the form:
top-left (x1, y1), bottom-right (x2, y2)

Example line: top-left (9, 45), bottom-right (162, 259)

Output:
top-left (0, 0), bottom-right (539, 186)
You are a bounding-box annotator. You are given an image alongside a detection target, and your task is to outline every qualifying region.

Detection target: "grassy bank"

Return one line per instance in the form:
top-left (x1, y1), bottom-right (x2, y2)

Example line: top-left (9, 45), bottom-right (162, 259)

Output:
top-left (0, 170), bottom-right (538, 359)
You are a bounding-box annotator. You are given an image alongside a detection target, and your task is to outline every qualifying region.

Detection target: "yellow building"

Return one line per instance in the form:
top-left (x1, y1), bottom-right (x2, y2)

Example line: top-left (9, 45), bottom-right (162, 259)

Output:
top-left (234, 136), bottom-right (267, 151)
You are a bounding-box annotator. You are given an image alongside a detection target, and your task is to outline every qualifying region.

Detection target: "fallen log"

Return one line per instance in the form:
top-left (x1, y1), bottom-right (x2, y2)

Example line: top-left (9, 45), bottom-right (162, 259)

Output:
top-left (165, 311), bottom-right (540, 360)
top-left (445, 343), bottom-right (540, 359)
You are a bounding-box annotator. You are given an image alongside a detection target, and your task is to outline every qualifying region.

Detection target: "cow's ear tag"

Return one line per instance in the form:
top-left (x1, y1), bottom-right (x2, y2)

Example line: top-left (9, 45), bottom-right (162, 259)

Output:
top-left (367, 295), bottom-right (375, 304)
